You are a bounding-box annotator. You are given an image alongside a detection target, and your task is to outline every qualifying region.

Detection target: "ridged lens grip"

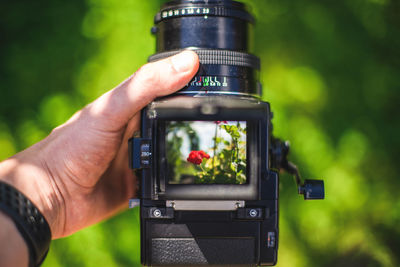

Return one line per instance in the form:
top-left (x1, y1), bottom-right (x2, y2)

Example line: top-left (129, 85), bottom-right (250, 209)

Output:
top-left (149, 49), bottom-right (260, 69)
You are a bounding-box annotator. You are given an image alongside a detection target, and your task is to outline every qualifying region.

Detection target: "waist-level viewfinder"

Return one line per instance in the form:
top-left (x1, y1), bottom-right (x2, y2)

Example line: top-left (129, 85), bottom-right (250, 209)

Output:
top-left (129, 0), bottom-right (324, 265)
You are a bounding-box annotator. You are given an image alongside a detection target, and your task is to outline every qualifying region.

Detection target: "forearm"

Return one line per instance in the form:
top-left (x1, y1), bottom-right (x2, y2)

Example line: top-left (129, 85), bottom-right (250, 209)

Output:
top-left (0, 146), bottom-right (63, 238)
top-left (0, 211), bottom-right (29, 267)
top-left (0, 152), bottom-right (56, 266)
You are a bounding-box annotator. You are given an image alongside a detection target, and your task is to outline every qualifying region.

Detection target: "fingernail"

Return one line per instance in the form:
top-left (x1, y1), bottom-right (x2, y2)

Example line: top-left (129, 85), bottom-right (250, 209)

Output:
top-left (171, 51), bottom-right (196, 72)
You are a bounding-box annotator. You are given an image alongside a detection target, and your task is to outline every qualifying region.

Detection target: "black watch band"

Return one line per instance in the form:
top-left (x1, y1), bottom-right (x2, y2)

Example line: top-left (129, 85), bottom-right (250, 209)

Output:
top-left (0, 181), bottom-right (52, 267)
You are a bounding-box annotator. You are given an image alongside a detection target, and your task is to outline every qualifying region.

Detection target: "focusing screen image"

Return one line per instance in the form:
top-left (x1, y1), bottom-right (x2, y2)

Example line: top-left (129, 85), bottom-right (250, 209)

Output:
top-left (166, 121), bottom-right (247, 184)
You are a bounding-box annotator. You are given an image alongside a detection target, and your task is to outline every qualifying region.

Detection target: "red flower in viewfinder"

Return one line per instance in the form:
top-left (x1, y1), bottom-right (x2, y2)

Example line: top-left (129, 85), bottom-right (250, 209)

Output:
top-left (187, 151), bottom-right (202, 165)
top-left (187, 150), bottom-right (210, 165)
top-left (215, 121), bottom-right (228, 124)
top-left (198, 150), bottom-right (210, 159)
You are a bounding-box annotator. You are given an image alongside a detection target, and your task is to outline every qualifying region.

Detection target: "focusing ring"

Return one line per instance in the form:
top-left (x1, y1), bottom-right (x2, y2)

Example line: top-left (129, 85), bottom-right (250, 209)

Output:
top-left (149, 49), bottom-right (260, 70)
top-left (155, 4), bottom-right (254, 23)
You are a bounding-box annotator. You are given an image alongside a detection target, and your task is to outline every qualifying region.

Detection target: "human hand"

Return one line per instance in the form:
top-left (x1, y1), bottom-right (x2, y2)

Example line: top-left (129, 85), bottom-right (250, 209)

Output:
top-left (0, 51), bottom-right (199, 239)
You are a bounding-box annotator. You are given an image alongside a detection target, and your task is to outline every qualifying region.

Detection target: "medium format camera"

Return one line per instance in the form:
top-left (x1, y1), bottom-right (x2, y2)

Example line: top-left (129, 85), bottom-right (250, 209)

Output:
top-left (129, 0), bottom-right (325, 266)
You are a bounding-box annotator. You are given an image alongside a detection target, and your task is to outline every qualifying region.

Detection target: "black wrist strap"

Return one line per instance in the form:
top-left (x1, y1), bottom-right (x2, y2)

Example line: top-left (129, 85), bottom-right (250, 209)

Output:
top-left (0, 181), bottom-right (52, 267)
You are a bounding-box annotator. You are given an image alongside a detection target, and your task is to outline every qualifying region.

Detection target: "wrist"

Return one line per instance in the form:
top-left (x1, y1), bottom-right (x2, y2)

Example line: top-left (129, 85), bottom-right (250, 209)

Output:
top-left (0, 144), bottom-right (65, 239)
top-left (0, 211), bottom-right (29, 267)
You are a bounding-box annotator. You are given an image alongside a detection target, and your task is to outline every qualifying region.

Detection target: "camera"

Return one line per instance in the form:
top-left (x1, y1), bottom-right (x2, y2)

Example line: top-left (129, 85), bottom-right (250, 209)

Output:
top-left (129, 0), bottom-right (325, 265)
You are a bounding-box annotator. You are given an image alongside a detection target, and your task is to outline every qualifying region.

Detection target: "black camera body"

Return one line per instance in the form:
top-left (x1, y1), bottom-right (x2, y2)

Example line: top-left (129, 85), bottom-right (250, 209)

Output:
top-left (133, 96), bottom-right (278, 265)
top-left (129, 1), bottom-right (324, 266)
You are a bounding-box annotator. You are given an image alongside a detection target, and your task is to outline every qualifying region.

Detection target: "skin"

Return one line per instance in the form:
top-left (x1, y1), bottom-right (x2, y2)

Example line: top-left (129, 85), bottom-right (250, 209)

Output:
top-left (0, 51), bottom-right (199, 266)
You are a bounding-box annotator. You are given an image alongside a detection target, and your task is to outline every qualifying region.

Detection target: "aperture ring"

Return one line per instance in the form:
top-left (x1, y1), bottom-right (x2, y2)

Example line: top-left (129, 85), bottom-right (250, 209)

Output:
top-left (155, 5), bottom-right (254, 23)
top-left (148, 49), bottom-right (260, 70)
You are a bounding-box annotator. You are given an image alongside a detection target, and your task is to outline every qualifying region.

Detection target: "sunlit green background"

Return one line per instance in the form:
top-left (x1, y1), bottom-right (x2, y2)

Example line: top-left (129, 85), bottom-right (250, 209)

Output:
top-left (1, 0), bottom-right (399, 266)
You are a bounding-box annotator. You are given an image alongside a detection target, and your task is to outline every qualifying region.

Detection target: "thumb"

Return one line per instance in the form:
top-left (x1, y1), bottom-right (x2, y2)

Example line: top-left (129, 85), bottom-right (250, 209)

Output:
top-left (86, 50), bottom-right (199, 131)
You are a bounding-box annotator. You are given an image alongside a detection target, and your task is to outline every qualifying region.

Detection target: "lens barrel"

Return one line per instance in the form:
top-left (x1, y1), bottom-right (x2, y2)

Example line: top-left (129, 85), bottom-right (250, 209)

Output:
top-left (150, 0), bottom-right (261, 96)
top-left (154, 0), bottom-right (253, 52)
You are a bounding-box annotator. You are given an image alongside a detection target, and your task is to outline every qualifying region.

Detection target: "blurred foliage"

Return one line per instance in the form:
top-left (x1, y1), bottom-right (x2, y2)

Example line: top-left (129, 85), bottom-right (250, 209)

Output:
top-left (198, 122), bottom-right (247, 184)
top-left (1, 0), bottom-right (400, 266)
top-left (166, 121), bottom-right (199, 183)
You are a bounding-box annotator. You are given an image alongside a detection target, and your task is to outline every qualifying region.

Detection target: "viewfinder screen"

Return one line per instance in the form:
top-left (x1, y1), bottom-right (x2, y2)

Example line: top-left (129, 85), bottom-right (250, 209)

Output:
top-left (166, 121), bottom-right (247, 184)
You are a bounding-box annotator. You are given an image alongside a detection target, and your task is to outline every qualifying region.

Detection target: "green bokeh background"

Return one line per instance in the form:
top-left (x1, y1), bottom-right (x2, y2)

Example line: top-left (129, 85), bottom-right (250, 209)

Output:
top-left (1, 0), bottom-right (399, 266)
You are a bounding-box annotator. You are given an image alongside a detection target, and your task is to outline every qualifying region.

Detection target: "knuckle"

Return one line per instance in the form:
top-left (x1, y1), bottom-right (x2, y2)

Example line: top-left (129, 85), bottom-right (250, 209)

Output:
top-left (134, 63), bottom-right (161, 88)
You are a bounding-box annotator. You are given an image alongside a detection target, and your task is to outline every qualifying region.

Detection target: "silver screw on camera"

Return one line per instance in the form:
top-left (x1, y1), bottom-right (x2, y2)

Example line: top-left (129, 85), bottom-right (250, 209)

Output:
top-left (153, 209), bottom-right (162, 218)
top-left (249, 209), bottom-right (258, 217)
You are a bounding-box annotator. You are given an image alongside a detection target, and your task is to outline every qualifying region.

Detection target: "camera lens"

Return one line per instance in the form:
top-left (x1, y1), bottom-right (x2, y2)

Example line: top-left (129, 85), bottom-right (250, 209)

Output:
top-left (149, 0), bottom-right (261, 96)
top-left (154, 0), bottom-right (253, 52)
